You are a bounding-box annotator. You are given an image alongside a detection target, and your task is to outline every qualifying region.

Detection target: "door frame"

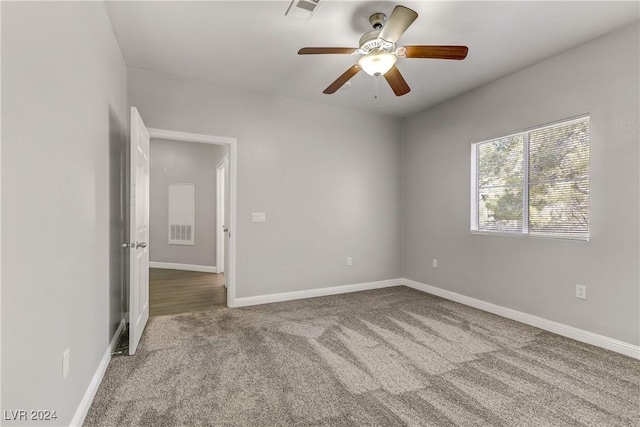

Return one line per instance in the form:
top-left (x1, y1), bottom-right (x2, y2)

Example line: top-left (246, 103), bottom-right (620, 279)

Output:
top-left (147, 128), bottom-right (238, 307)
top-left (216, 155), bottom-right (228, 275)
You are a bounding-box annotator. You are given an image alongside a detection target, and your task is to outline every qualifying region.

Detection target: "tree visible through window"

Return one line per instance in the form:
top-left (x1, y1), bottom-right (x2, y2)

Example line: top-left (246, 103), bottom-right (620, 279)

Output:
top-left (471, 116), bottom-right (590, 240)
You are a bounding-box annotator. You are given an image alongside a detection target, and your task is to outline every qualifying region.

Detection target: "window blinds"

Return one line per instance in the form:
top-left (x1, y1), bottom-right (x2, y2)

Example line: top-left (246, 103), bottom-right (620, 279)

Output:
top-left (472, 116), bottom-right (590, 240)
top-left (528, 118), bottom-right (589, 238)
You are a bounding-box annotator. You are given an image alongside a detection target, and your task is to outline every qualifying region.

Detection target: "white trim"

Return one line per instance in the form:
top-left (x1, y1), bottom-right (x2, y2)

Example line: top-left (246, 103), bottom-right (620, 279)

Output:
top-left (0, 4), bottom-right (3, 412)
top-left (234, 279), bottom-right (401, 307)
top-left (217, 153), bottom-right (229, 169)
top-left (147, 127), bottom-right (237, 308)
top-left (402, 278), bottom-right (640, 360)
top-left (227, 140), bottom-right (238, 307)
top-left (149, 261), bottom-right (217, 273)
top-left (470, 143), bottom-right (478, 231)
top-left (70, 318), bottom-right (126, 427)
top-left (148, 128), bottom-right (235, 145)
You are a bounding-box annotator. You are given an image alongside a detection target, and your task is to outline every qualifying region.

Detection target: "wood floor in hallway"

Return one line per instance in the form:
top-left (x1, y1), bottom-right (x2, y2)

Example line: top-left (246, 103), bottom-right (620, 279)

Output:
top-left (149, 268), bottom-right (226, 316)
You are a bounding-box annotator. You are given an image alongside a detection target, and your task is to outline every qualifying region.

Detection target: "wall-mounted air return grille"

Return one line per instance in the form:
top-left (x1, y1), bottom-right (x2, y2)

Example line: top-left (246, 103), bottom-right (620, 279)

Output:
top-left (168, 184), bottom-right (195, 246)
top-left (170, 225), bottom-right (192, 242)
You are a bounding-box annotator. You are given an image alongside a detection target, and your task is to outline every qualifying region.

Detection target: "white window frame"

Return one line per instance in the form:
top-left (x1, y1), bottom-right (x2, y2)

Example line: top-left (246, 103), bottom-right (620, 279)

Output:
top-left (471, 115), bottom-right (590, 241)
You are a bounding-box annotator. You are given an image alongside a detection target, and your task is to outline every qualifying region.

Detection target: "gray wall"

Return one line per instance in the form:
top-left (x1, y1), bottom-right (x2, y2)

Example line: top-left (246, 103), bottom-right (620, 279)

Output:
top-left (128, 67), bottom-right (403, 298)
top-left (150, 138), bottom-right (224, 267)
top-left (402, 23), bottom-right (640, 345)
top-left (1, 2), bottom-right (128, 425)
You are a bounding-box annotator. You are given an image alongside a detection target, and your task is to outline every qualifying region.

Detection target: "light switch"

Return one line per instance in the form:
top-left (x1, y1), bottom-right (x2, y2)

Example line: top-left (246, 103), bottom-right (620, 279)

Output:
top-left (252, 212), bottom-right (266, 223)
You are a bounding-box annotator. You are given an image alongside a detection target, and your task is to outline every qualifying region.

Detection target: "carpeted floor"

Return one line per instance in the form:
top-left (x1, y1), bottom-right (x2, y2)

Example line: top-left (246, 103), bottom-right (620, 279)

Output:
top-left (85, 286), bottom-right (640, 426)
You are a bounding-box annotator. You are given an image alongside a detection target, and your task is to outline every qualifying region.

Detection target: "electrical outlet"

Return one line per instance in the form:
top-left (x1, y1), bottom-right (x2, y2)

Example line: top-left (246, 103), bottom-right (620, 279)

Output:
top-left (576, 285), bottom-right (587, 300)
top-left (432, 259), bottom-right (438, 268)
top-left (346, 257), bottom-right (353, 266)
top-left (62, 349), bottom-right (70, 379)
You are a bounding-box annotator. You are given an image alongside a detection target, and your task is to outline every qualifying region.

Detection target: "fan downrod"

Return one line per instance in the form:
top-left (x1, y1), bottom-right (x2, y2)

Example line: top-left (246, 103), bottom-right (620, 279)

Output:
top-left (369, 13), bottom-right (386, 30)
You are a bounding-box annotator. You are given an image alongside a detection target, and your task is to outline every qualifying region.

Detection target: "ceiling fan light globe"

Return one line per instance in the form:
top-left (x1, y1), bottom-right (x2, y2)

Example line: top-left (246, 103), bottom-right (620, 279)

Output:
top-left (358, 51), bottom-right (397, 76)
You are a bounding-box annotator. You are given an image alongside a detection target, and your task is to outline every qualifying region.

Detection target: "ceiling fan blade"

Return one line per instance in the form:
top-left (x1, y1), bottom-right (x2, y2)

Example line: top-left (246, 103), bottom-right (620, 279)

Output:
top-left (404, 45), bottom-right (469, 60)
top-left (378, 5), bottom-right (418, 44)
top-left (384, 65), bottom-right (410, 96)
top-left (323, 65), bottom-right (361, 94)
top-left (298, 47), bottom-right (356, 55)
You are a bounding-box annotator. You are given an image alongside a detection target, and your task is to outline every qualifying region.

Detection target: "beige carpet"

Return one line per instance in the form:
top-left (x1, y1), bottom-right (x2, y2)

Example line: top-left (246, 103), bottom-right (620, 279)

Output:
top-left (85, 286), bottom-right (640, 426)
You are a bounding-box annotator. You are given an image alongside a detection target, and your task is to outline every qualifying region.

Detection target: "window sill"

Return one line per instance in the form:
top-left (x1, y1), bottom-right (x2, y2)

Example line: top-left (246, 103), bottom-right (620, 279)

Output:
top-left (470, 230), bottom-right (589, 242)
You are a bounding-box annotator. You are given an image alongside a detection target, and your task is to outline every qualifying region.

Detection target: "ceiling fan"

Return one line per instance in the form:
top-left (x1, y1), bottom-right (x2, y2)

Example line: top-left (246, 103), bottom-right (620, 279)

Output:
top-left (298, 5), bottom-right (468, 96)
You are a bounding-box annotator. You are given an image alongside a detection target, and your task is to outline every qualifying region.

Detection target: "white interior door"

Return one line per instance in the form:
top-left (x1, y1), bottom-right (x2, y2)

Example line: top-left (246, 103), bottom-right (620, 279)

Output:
top-left (129, 106), bottom-right (150, 355)
top-left (216, 159), bottom-right (227, 276)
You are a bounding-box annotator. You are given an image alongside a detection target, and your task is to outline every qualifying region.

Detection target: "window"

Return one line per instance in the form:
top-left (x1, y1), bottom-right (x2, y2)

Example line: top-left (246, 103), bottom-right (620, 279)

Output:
top-left (471, 116), bottom-right (590, 240)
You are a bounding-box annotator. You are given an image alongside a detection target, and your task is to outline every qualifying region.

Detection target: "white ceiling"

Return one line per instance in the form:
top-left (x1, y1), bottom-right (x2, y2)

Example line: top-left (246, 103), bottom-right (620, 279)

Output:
top-left (104, 1), bottom-right (639, 118)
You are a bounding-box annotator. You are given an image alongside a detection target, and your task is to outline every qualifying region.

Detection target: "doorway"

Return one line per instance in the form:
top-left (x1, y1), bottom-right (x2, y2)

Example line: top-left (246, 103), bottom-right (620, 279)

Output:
top-left (148, 268), bottom-right (225, 316)
top-left (216, 156), bottom-right (228, 279)
top-left (146, 127), bottom-right (237, 311)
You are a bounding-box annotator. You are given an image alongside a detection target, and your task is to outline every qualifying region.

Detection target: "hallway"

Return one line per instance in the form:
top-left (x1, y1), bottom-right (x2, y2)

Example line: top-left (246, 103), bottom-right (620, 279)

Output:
top-left (149, 268), bottom-right (226, 316)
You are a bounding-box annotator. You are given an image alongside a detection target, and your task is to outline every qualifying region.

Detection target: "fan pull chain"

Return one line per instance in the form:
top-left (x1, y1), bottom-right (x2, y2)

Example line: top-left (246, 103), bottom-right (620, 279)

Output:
top-left (374, 75), bottom-right (380, 107)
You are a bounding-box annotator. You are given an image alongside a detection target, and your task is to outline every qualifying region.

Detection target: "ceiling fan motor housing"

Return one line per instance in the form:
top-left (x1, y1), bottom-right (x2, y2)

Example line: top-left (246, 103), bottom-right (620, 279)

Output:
top-left (358, 11), bottom-right (399, 54)
top-left (359, 30), bottom-right (381, 49)
top-left (358, 30), bottom-right (395, 53)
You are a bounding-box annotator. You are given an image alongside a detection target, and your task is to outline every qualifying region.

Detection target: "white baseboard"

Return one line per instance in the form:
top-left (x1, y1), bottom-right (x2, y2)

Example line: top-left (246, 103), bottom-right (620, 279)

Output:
top-left (149, 262), bottom-right (217, 273)
top-left (402, 278), bottom-right (640, 360)
top-left (233, 279), bottom-right (401, 307)
top-left (70, 318), bottom-right (126, 427)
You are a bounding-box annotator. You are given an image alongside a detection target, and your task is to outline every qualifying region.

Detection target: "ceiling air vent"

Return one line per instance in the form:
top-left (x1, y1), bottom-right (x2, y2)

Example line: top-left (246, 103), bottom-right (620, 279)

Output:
top-left (285, 0), bottom-right (320, 20)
